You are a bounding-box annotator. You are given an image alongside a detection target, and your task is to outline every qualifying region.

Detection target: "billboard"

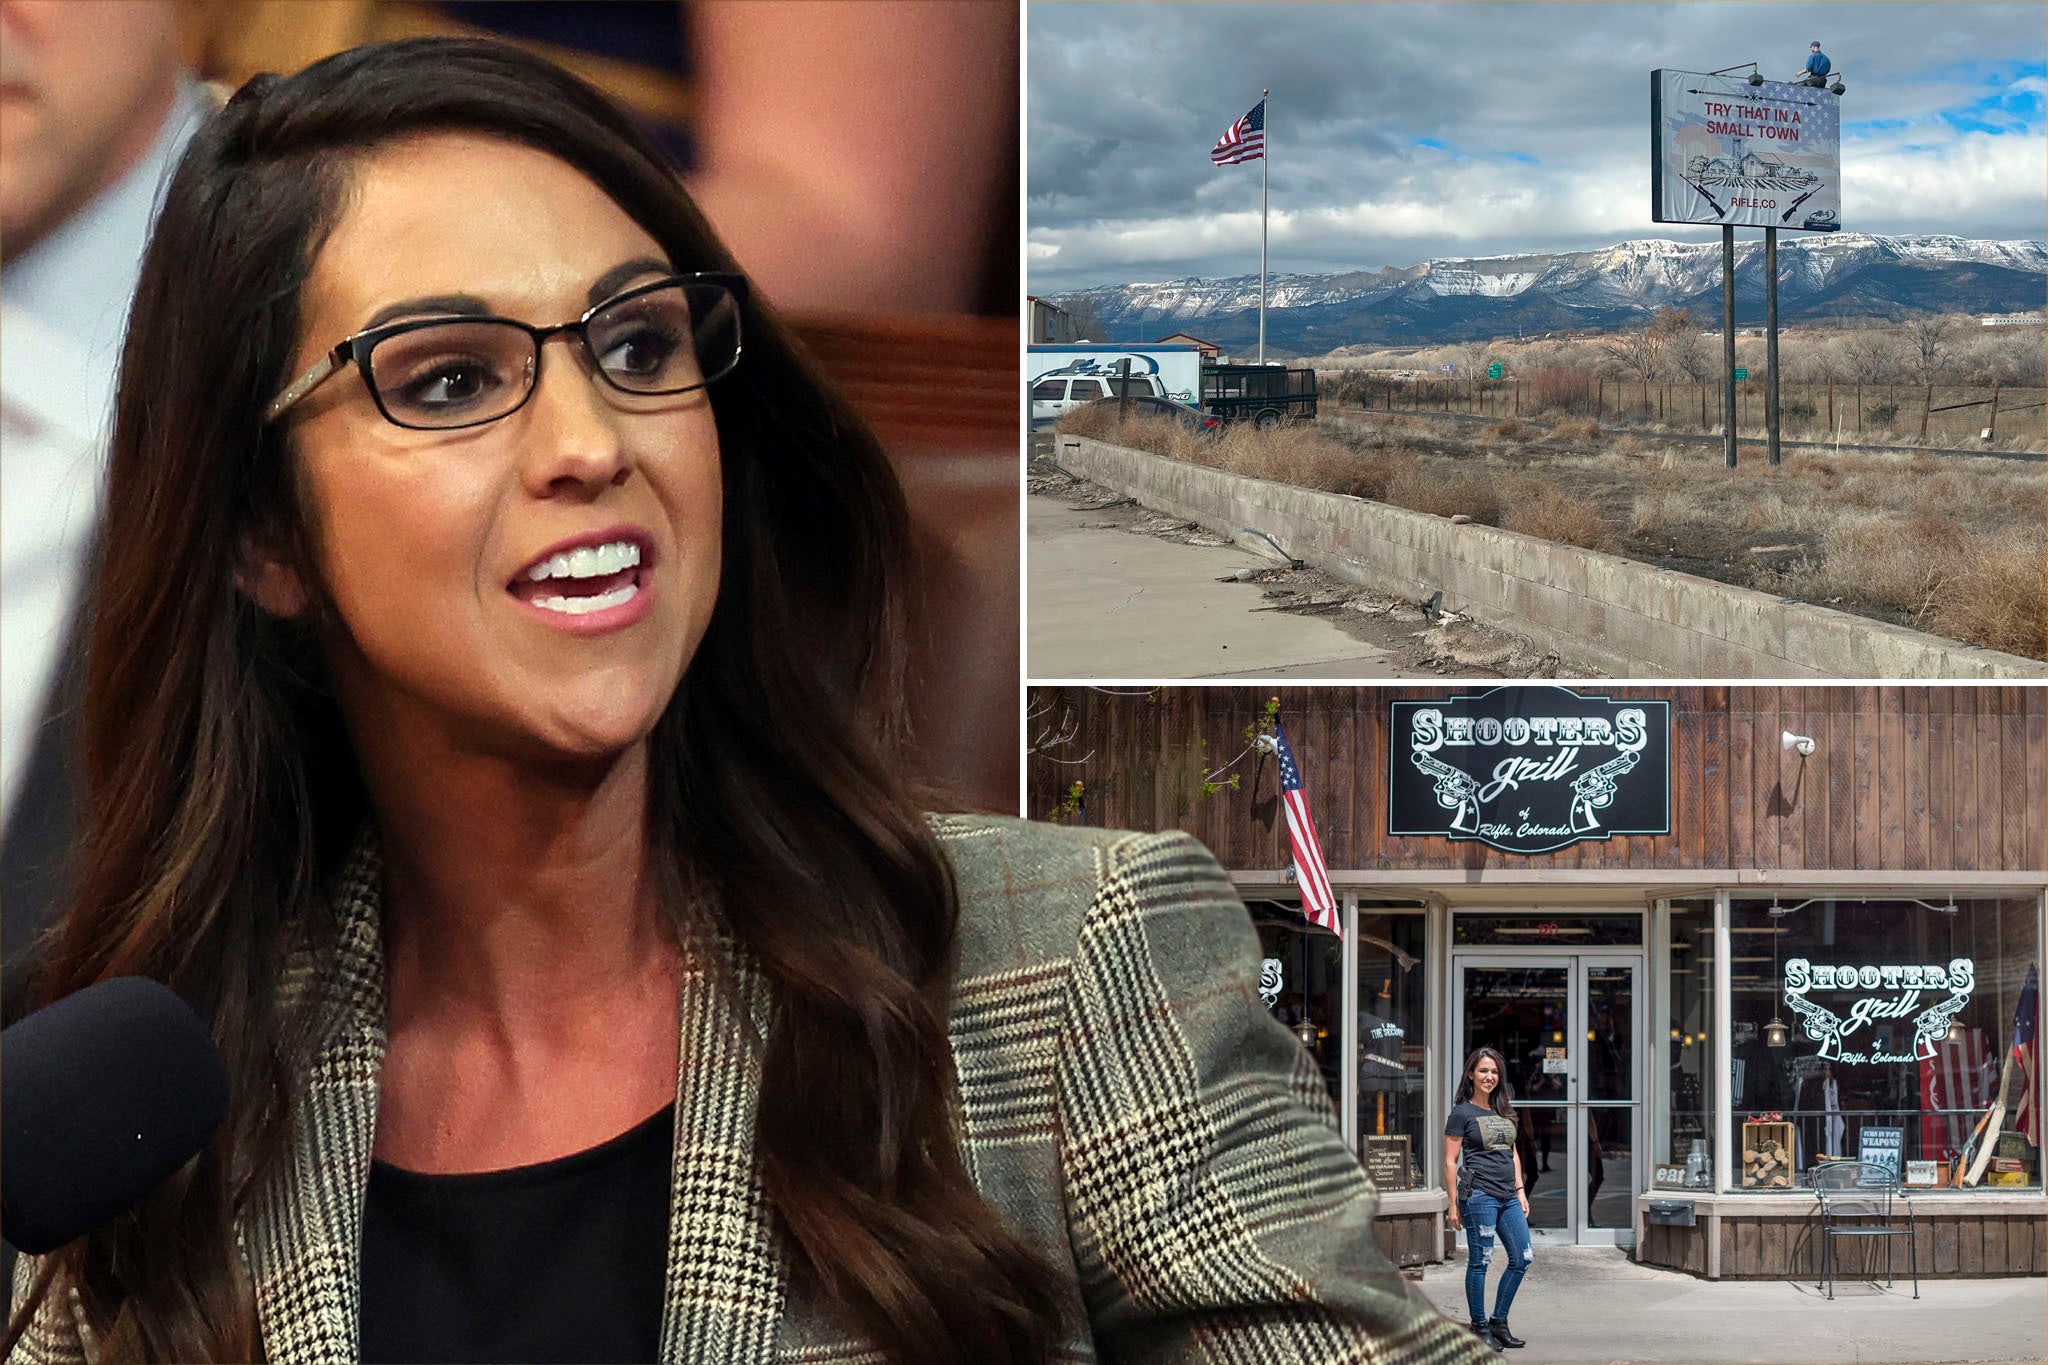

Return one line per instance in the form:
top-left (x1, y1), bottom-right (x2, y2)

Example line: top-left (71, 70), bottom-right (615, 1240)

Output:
top-left (1651, 69), bottom-right (1841, 232)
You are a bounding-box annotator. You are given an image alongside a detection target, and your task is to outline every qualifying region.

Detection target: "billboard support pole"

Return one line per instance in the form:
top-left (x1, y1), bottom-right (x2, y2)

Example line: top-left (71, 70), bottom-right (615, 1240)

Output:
top-left (1722, 224), bottom-right (1737, 469)
top-left (1765, 227), bottom-right (1781, 466)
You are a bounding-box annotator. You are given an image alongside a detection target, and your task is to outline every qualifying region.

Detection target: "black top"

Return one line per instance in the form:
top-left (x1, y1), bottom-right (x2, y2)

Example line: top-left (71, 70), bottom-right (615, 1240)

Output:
top-left (1444, 1100), bottom-right (1518, 1200)
top-left (360, 1104), bottom-right (674, 1364)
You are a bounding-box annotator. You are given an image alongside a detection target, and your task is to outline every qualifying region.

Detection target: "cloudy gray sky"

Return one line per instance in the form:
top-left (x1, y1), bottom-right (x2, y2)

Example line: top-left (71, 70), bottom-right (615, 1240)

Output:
top-left (1026, 1), bottom-right (2048, 292)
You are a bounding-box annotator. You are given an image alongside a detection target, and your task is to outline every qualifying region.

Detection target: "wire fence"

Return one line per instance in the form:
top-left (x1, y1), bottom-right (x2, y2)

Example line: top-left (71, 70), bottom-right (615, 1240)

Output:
top-left (1329, 376), bottom-right (2048, 448)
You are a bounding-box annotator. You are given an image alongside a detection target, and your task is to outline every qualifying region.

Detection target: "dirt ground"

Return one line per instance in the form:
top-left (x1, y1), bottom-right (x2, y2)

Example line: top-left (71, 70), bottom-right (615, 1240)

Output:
top-left (1341, 412), bottom-right (2043, 642)
top-left (1029, 457), bottom-right (1600, 677)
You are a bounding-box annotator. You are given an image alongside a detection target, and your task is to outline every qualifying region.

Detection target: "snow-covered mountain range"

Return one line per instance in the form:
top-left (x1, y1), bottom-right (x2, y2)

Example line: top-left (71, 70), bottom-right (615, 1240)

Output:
top-left (1048, 234), bottom-right (2047, 349)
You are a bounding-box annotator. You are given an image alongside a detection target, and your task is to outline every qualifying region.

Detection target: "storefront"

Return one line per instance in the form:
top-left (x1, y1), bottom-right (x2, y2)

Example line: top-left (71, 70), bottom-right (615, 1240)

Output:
top-left (1025, 684), bottom-right (2046, 1277)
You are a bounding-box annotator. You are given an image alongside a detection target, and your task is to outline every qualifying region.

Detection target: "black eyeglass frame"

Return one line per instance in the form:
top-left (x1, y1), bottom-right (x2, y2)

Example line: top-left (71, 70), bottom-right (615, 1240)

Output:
top-left (262, 271), bottom-right (749, 430)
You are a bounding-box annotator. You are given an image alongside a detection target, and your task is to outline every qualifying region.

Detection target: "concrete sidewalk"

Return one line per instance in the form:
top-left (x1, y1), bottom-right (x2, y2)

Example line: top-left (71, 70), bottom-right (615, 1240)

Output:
top-left (1410, 1245), bottom-right (2046, 1363)
top-left (1027, 494), bottom-right (1416, 678)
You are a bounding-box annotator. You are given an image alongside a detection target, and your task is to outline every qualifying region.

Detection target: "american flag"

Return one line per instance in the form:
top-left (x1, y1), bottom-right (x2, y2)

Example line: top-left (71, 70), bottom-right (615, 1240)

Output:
top-left (1272, 722), bottom-right (1338, 934)
top-left (2004, 965), bottom-right (2038, 1142)
top-left (1918, 1026), bottom-right (1990, 1157)
top-left (1210, 100), bottom-right (1266, 165)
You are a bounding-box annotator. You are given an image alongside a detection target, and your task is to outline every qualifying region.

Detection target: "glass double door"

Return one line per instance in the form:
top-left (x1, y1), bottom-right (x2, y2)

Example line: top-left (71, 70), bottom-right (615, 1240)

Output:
top-left (1453, 955), bottom-right (1641, 1246)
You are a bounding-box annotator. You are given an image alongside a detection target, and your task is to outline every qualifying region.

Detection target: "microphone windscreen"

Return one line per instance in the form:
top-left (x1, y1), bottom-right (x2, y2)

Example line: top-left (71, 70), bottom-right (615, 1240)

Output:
top-left (2, 976), bottom-right (229, 1255)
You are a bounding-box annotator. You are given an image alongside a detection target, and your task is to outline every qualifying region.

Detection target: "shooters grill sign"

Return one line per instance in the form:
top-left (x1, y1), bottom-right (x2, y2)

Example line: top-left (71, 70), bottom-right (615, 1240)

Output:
top-left (1388, 686), bottom-right (1671, 854)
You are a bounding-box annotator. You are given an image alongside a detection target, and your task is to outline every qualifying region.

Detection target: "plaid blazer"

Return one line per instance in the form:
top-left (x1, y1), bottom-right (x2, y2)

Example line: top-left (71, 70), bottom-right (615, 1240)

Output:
top-left (10, 816), bottom-right (1486, 1365)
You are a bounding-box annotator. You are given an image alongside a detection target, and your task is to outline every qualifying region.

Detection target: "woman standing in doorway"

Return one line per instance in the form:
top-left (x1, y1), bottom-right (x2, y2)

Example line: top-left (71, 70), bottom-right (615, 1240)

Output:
top-left (1445, 1046), bottom-right (1533, 1352)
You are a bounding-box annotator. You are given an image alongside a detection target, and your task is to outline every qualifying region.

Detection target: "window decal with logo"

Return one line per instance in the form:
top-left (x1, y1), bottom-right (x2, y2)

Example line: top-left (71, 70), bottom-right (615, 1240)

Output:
top-left (1781, 956), bottom-right (1976, 1063)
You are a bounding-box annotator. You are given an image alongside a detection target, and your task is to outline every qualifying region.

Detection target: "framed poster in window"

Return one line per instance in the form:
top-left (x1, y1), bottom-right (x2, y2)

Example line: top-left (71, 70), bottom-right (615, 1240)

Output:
top-left (1365, 1134), bottom-right (1414, 1191)
top-left (1858, 1126), bottom-right (1904, 1185)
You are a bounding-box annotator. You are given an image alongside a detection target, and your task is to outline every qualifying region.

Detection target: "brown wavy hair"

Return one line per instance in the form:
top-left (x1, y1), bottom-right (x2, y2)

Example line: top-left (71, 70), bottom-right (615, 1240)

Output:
top-left (1454, 1045), bottom-right (1517, 1121)
top-left (4, 37), bottom-right (1063, 1363)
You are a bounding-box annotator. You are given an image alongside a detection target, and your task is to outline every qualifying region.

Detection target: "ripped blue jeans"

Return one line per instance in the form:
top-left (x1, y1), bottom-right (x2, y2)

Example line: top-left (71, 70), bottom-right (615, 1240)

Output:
top-left (1460, 1190), bottom-right (1532, 1324)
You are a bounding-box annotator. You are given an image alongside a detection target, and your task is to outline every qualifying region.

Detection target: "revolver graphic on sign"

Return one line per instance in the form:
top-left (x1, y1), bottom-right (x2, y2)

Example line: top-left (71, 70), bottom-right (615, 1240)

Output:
top-left (1410, 750), bottom-right (1481, 833)
top-left (1568, 749), bottom-right (1642, 832)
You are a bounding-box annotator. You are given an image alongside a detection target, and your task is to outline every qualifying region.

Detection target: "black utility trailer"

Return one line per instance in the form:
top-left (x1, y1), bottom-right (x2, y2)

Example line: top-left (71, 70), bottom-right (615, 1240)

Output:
top-left (1201, 364), bottom-right (1319, 429)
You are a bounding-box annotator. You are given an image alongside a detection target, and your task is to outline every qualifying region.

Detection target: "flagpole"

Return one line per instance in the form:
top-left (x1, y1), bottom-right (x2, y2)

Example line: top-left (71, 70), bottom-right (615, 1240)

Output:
top-left (1259, 86), bottom-right (1269, 366)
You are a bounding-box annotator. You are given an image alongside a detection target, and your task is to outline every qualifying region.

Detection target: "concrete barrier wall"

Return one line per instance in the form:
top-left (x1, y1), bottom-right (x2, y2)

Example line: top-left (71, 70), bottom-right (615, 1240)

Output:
top-left (1057, 435), bottom-right (2044, 679)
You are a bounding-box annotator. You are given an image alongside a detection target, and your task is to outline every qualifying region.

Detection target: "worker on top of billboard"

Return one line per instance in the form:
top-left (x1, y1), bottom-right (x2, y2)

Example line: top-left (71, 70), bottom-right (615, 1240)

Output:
top-left (1795, 41), bottom-right (1831, 87)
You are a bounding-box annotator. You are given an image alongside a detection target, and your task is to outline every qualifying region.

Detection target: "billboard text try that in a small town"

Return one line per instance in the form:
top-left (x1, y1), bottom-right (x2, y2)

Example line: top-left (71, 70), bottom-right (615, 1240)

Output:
top-left (1651, 70), bottom-right (1841, 232)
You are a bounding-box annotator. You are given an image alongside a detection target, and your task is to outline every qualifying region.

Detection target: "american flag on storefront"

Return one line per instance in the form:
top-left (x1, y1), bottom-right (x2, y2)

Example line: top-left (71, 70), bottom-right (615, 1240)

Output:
top-left (1918, 1025), bottom-right (1991, 1158)
top-left (1210, 99), bottom-right (1266, 165)
top-left (2005, 965), bottom-right (2038, 1142)
top-left (1271, 722), bottom-right (1339, 935)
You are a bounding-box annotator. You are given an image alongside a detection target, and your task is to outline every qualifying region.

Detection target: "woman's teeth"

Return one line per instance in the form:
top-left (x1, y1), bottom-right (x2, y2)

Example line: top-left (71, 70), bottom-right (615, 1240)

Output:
top-left (525, 540), bottom-right (641, 582)
top-left (532, 583), bottom-right (638, 615)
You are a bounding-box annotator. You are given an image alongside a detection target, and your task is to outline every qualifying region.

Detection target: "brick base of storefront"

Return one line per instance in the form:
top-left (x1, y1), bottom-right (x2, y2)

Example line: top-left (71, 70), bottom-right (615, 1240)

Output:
top-left (1634, 1192), bottom-right (2046, 1278)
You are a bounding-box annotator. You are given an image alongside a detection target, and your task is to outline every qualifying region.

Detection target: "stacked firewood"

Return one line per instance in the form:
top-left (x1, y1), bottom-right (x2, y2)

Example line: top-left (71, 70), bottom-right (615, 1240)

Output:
top-left (1743, 1126), bottom-right (1794, 1187)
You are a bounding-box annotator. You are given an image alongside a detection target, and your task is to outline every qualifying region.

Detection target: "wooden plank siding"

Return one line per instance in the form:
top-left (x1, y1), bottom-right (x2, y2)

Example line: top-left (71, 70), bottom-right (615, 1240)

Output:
top-left (1027, 687), bottom-right (2048, 876)
top-left (1370, 1212), bottom-right (1438, 1269)
top-left (1645, 1208), bottom-right (2040, 1279)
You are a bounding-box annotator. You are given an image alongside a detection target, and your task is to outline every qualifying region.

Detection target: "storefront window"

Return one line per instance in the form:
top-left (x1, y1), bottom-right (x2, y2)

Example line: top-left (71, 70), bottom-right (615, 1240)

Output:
top-left (1356, 909), bottom-right (1427, 1190)
top-left (1727, 896), bottom-right (2041, 1191)
top-left (1662, 899), bottom-right (1714, 1187)
top-left (1249, 900), bottom-right (1343, 1111)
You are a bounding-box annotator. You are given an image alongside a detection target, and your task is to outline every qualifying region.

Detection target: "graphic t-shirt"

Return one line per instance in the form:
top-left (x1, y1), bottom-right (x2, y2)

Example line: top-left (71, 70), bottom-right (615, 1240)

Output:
top-left (1445, 1100), bottom-right (1519, 1200)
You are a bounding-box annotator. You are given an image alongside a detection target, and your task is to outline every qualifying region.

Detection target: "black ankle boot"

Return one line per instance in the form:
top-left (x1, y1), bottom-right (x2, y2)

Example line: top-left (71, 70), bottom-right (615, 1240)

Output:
top-left (1471, 1320), bottom-right (1505, 1352)
top-left (1487, 1319), bottom-right (1526, 1349)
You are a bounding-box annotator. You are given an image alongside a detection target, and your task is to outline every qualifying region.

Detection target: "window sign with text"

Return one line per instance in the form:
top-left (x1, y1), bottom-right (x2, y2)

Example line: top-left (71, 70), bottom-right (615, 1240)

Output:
top-left (1388, 686), bottom-right (1671, 854)
top-left (1859, 1127), bottom-right (1904, 1184)
top-left (1782, 957), bottom-right (1976, 1064)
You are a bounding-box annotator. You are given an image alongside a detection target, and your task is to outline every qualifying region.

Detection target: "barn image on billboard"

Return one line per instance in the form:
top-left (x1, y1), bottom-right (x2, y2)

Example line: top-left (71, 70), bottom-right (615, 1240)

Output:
top-left (1651, 70), bottom-right (1842, 232)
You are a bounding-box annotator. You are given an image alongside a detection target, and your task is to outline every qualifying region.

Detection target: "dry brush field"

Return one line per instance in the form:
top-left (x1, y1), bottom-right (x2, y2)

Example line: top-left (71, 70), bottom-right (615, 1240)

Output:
top-left (1052, 403), bottom-right (2046, 659)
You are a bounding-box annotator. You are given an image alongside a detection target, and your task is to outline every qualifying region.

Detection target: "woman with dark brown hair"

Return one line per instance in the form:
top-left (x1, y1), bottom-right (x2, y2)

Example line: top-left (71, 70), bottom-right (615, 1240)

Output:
top-left (4, 38), bottom-right (1489, 1365)
top-left (1445, 1046), bottom-right (1534, 1353)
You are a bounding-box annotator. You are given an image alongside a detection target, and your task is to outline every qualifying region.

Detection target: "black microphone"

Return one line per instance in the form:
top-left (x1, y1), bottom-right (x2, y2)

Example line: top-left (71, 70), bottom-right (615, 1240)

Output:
top-left (2, 977), bottom-right (228, 1255)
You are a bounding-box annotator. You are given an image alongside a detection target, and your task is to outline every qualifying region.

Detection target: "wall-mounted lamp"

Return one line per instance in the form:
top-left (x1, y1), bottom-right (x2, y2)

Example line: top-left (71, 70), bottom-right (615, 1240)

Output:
top-left (1586, 1028), bottom-right (1597, 1042)
top-left (1765, 897), bottom-right (1790, 1046)
top-left (1781, 730), bottom-right (1816, 757)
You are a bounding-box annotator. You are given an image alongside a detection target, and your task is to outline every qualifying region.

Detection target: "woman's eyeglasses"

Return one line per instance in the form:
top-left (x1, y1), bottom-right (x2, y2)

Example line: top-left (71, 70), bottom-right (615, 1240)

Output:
top-left (263, 272), bottom-right (747, 430)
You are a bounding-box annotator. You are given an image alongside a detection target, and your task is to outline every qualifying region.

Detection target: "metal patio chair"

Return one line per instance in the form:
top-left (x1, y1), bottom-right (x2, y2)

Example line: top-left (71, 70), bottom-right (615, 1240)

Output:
top-left (1809, 1160), bottom-right (1918, 1299)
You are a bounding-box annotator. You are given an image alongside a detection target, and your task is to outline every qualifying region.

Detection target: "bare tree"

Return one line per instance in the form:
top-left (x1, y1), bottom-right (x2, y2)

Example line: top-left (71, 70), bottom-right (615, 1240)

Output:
top-left (1902, 312), bottom-right (1961, 384)
top-left (1061, 294), bottom-right (1112, 342)
top-left (1449, 339), bottom-right (1497, 377)
top-left (1838, 323), bottom-right (1901, 384)
top-left (1657, 308), bottom-right (1716, 383)
top-left (1599, 315), bottom-right (1665, 380)
top-left (1599, 307), bottom-right (1698, 381)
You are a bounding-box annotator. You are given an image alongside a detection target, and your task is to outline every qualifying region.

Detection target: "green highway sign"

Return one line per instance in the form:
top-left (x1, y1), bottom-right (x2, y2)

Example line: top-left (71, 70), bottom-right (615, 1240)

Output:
top-left (1488, 363), bottom-right (1503, 379)
top-left (1734, 367), bottom-right (1749, 380)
